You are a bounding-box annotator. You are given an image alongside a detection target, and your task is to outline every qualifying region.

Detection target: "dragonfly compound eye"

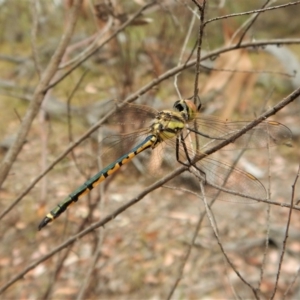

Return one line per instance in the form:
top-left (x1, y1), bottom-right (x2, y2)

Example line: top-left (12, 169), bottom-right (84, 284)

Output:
top-left (173, 100), bottom-right (185, 112)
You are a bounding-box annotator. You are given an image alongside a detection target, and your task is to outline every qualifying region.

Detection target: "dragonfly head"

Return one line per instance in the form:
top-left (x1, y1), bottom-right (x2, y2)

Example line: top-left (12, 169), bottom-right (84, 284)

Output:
top-left (173, 99), bottom-right (197, 121)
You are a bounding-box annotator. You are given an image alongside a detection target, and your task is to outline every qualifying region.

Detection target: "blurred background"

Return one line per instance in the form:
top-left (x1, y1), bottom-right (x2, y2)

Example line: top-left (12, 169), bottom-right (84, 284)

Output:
top-left (0, 0), bottom-right (299, 299)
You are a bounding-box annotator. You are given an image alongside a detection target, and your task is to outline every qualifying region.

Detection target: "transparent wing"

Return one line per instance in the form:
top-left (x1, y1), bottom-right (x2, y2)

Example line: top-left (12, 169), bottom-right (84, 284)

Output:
top-left (87, 99), bottom-right (158, 129)
top-left (160, 134), bottom-right (267, 203)
top-left (176, 121), bottom-right (274, 202)
top-left (75, 101), bottom-right (159, 180)
top-left (104, 100), bottom-right (158, 128)
top-left (193, 155), bottom-right (267, 203)
top-left (191, 115), bottom-right (292, 151)
top-left (181, 115), bottom-right (291, 202)
top-left (96, 101), bottom-right (158, 163)
top-left (99, 130), bottom-right (151, 163)
top-left (89, 101), bottom-right (291, 204)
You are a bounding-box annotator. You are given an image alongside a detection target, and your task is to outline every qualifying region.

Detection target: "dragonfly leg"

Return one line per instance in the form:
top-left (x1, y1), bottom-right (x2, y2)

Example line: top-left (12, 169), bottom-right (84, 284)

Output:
top-left (176, 133), bottom-right (208, 184)
top-left (175, 135), bottom-right (190, 167)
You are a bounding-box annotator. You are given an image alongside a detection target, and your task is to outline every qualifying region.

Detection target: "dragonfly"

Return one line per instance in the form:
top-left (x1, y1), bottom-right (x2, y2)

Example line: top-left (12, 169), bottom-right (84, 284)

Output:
top-left (38, 99), bottom-right (292, 230)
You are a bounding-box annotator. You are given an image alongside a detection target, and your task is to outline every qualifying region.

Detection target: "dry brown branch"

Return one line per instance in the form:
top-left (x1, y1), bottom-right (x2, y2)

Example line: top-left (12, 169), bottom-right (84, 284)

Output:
top-left (204, 1), bottom-right (300, 26)
top-left (0, 0), bottom-right (83, 188)
top-left (235, 0), bottom-right (271, 47)
top-left (271, 165), bottom-right (299, 299)
top-left (200, 182), bottom-right (260, 299)
top-left (191, 0), bottom-right (206, 102)
top-left (30, 0), bottom-right (42, 78)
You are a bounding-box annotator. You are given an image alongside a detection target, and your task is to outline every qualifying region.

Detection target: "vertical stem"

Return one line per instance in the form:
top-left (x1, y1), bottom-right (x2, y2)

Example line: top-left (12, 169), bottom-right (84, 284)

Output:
top-left (192, 0), bottom-right (206, 104)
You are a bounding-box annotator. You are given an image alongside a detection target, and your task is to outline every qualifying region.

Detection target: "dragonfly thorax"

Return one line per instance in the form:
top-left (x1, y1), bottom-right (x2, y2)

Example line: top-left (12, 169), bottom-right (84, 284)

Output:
top-left (150, 110), bottom-right (186, 148)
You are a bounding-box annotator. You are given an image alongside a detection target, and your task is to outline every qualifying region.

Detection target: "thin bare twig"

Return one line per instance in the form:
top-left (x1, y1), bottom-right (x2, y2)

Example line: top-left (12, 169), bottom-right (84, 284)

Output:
top-left (76, 127), bottom-right (107, 300)
top-left (258, 201), bottom-right (271, 293)
top-left (67, 70), bottom-right (90, 179)
top-left (191, 0), bottom-right (206, 103)
top-left (30, 0), bottom-right (42, 77)
top-left (199, 182), bottom-right (260, 299)
top-left (41, 245), bottom-right (72, 300)
top-left (174, 6), bottom-right (197, 99)
top-left (59, 16), bottom-right (114, 69)
top-left (41, 208), bottom-right (100, 300)
top-left (38, 94), bottom-right (50, 203)
top-left (76, 228), bottom-right (105, 300)
top-left (284, 266), bottom-right (300, 298)
top-left (204, 1), bottom-right (300, 26)
top-left (270, 164), bottom-right (300, 299)
top-left (166, 191), bottom-right (206, 299)
top-left (235, 0), bottom-right (271, 47)
top-left (0, 54), bottom-right (26, 64)
top-left (229, 0), bottom-right (276, 45)
top-left (258, 91), bottom-right (274, 293)
top-left (200, 63), bottom-right (295, 78)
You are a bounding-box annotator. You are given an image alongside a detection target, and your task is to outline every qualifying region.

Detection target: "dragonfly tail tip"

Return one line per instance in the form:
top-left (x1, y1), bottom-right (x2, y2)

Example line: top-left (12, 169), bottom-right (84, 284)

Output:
top-left (38, 217), bottom-right (52, 231)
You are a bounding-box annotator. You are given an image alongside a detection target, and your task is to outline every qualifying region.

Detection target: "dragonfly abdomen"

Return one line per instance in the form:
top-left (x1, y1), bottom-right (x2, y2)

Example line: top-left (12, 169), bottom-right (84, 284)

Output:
top-left (38, 135), bottom-right (156, 230)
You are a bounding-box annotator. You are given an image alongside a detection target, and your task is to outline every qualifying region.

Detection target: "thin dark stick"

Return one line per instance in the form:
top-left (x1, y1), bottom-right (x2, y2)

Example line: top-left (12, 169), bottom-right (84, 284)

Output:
top-left (270, 164), bottom-right (300, 299)
top-left (199, 182), bottom-right (260, 299)
top-left (191, 0), bottom-right (206, 103)
top-left (30, 0), bottom-right (42, 78)
top-left (67, 70), bottom-right (90, 178)
top-left (204, 1), bottom-right (300, 26)
top-left (284, 266), bottom-right (300, 298)
top-left (167, 203), bottom-right (206, 300)
top-left (236, 0), bottom-right (270, 47)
